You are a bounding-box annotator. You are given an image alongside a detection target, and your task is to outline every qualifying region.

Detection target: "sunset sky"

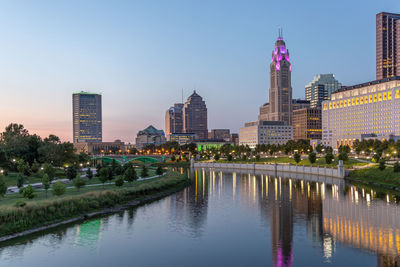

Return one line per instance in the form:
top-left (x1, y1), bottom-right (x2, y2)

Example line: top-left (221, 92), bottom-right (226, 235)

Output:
top-left (0, 0), bottom-right (398, 142)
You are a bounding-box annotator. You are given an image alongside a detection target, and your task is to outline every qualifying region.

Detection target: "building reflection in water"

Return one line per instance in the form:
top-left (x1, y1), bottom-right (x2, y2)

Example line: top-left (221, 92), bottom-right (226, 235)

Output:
top-left (192, 167), bottom-right (400, 267)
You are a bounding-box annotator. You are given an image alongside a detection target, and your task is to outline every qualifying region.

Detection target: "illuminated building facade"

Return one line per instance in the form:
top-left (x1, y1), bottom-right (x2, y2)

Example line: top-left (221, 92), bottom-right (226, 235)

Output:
top-left (293, 108), bottom-right (322, 141)
top-left (183, 91), bottom-right (208, 139)
top-left (208, 129), bottom-right (230, 141)
top-left (74, 141), bottom-right (125, 154)
top-left (167, 133), bottom-right (197, 145)
top-left (239, 120), bottom-right (293, 148)
top-left (73, 92), bottom-right (102, 143)
top-left (322, 77), bottom-right (400, 148)
top-left (305, 74), bottom-right (342, 108)
top-left (135, 125), bottom-right (166, 150)
top-left (376, 12), bottom-right (400, 79)
top-left (165, 103), bottom-right (184, 137)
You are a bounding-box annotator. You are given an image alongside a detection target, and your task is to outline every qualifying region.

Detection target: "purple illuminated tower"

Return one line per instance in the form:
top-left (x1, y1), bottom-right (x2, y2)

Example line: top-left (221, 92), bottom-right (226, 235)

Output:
top-left (268, 29), bottom-right (292, 125)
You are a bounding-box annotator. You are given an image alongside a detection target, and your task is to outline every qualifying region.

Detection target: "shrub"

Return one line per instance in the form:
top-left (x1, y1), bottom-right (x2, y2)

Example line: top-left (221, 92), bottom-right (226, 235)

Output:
top-left (0, 175), bottom-right (6, 198)
top-left (256, 155), bottom-right (260, 161)
top-left (294, 153), bottom-right (301, 163)
top-left (22, 185), bottom-right (35, 199)
top-left (86, 168), bottom-right (93, 180)
top-left (124, 167), bottom-right (137, 183)
top-left (115, 176), bottom-right (124, 187)
top-left (141, 166), bottom-right (149, 177)
top-left (41, 174), bottom-right (50, 198)
top-left (99, 167), bottom-right (109, 187)
top-left (66, 166), bottom-right (77, 181)
top-left (14, 200), bottom-right (26, 207)
top-left (379, 159), bottom-right (386, 171)
top-left (242, 155), bottom-right (247, 161)
top-left (52, 181), bottom-right (66, 196)
top-left (325, 152), bottom-right (334, 164)
top-left (17, 174), bottom-right (24, 188)
top-left (73, 176), bottom-right (86, 192)
top-left (308, 152), bottom-right (316, 164)
top-left (227, 154), bottom-right (233, 161)
top-left (156, 166), bottom-right (163, 175)
top-left (214, 154), bottom-right (220, 161)
top-left (42, 163), bottom-right (56, 180)
top-left (338, 152), bottom-right (348, 163)
top-left (394, 161), bottom-right (400, 173)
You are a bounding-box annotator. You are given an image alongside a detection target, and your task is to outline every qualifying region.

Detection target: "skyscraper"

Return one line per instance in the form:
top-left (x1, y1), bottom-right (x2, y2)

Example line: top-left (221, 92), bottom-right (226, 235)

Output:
top-left (72, 92), bottom-right (102, 143)
top-left (183, 91), bottom-right (208, 139)
top-left (305, 74), bottom-right (342, 108)
top-left (165, 103), bottom-right (184, 136)
top-left (268, 31), bottom-right (292, 125)
top-left (376, 12), bottom-right (400, 79)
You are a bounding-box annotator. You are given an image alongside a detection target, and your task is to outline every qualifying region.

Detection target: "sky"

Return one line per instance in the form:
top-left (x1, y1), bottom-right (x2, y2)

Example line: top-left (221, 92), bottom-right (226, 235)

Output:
top-left (0, 0), bottom-right (399, 143)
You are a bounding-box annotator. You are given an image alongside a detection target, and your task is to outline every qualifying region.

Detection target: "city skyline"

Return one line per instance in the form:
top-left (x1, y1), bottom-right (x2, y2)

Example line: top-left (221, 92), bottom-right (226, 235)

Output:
top-left (0, 1), bottom-right (398, 142)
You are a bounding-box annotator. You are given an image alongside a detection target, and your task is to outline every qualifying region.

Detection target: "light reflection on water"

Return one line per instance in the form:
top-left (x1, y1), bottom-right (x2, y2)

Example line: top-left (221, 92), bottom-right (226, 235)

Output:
top-left (0, 168), bottom-right (399, 267)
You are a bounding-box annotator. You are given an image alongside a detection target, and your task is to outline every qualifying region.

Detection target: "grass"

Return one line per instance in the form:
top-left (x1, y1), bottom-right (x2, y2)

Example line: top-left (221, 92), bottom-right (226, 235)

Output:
top-left (347, 166), bottom-right (400, 188)
top-left (216, 156), bottom-right (369, 169)
top-left (0, 171), bottom-right (189, 238)
top-left (3, 168), bottom-right (66, 187)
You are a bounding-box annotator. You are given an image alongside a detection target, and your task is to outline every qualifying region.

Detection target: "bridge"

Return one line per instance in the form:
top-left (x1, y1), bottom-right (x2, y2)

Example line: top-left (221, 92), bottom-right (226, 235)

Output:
top-left (92, 155), bottom-right (167, 165)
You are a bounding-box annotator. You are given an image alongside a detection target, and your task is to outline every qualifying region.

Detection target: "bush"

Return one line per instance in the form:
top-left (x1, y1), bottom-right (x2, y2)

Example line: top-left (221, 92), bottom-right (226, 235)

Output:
top-left (227, 154), bottom-right (233, 161)
top-left (0, 175), bottom-right (6, 198)
top-left (22, 185), bottom-right (35, 199)
top-left (141, 166), bottom-right (149, 177)
top-left (73, 176), bottom-right (86, 192)
top-left (214, 154), bottom-right (220, 161)
top-left (156, 166), bottom-right (163, 175)
top-left (325, 152), bottom-right (334, 164)
top-left (293, 153), bottom-right (301, 163)
top-left (14, 200), bottom-right (26, 207)
top-left (338, 152), bottom-right (348, 163)
top-left (86, 168), bottom-right (93, 180)
top-left (17, 174), bottom-right (24, 188)
top-left (308, 152), bottom-right (316, 164)
top-left (115, 176), bottom-right (124, 187)
top-left (42, 163), bottom-right (56, 180)
top-left (256, 155), bottom-right (260, 161)
top-left (124, 167), bottom-right (137, 183)
top-left (66, 166), bottom-right (77, 181)
top-left (394, 161), bottom-right (400, 173)
top-left (379, 159), bottom-right (386, 171)
top-left (52, 181), bottom-right (66, 196)
top-left (242, 155), bottom-right (247, 161)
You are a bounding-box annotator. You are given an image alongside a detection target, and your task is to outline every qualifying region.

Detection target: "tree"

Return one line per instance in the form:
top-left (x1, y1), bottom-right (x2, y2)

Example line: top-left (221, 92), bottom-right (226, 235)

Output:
top-left (256, 155), bottom-right (261, 161)
top-left (0, 175), bottom-right (6, 198)
top-left (308, 152), bottom-right (317, 164)
top-left (325, 152), bottom-right (334, 164)
top-left (17, 174), bottom-right (24, 188)
top-left (22, 185), bottom-right (35, 199)
top-left (42, 163), bottom-right (56, 180)
top-left (99, 167), bottom-right (109, 188)
top-left (171, 155), bottom-right (176, 162)
top-left (86, 168), bottom-right (93, 180)
top-left (379, 159), bottom-right (386, 171)
top-left (66, 166), bottom-right (77, 181)
top-left (294, 153), bottom-right (301, 164)
top-left (394, 161), bottom-right (400, 173)
top-left (73, 176), bottom-right (86, 192)
top-left (41, 174), bottom-right (50, 198)
top-left (114, 166), bottom-right (124, 176)
top-left (338, 151), bottom-right (349, 163)
top-left (141, 166), bottom-right (149, 177)
top-left (31, 160), bottom-right (40, 173)
top-left (214, 154), bottom-right (220, 161)
top-left (52, 181), bottom-right (66, 196)
top-left (227, 154), bottom-right (233, 161)
top-left (156, 166), bottom-right (163, 175)
top-left (124, 167), bottom-right (137, 183)
top-left (115, 176), bottom-right (124, 187)
top-left (96, 164), bottom-right (102, 177)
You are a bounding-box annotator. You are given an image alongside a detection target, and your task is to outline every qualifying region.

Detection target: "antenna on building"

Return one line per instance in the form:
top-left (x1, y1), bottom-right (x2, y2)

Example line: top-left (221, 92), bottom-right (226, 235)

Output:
top-left (278, 26), bottom-right (283, 38)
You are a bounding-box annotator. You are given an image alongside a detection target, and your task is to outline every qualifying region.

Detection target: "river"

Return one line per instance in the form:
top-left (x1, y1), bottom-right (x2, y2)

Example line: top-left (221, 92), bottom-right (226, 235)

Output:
top-left (0, 168), bottom-right (399, 267)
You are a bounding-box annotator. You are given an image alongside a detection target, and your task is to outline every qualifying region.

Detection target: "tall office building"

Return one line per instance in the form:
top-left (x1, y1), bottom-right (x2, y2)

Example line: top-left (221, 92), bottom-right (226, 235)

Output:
top-left (268, 32), bottom-right (293, 125)
top-left (183, 91), bottom-right (208, 139)
top-left (73, 92), bottom-right (102, 143)
top-left (165, 103), bottom-right (184, 136)
top-left (376, 12), bottom-right (400, 79)
top-left (305, 74), bottom-right (342, 108)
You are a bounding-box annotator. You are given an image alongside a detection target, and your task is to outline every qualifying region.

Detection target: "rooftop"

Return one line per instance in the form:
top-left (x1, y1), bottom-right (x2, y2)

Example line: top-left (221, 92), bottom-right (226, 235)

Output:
top-left (334, 76), bottom-right (400, 94)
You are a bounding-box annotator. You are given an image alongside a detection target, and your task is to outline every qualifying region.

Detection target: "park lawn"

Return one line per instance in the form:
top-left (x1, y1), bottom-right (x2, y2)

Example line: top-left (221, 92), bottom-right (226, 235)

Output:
top-left (347, 166), bottom-right (400, 188)
top-left (3, 169), bottom-right (66, 187)
top-left (84, 166), bottom-right (157, 185)
top-left (0, 171), bottom-right (171, 207)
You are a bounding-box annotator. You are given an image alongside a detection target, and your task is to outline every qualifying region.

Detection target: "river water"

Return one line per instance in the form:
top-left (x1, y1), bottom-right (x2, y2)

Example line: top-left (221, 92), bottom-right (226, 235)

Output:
top-left (0, 168), bottom-right (400, 267)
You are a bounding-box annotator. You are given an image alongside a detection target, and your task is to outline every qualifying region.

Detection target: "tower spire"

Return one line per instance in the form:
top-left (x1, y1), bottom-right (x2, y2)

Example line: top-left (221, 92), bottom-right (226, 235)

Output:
top-left (278, 27), bottom-right (283, 38)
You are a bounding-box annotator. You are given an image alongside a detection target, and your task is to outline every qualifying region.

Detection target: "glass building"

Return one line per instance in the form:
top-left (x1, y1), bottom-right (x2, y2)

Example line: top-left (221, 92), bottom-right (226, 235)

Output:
top-left (73, 92), bottom-right (102, 143)
top-left (305, 74), bottom-right (342, 108)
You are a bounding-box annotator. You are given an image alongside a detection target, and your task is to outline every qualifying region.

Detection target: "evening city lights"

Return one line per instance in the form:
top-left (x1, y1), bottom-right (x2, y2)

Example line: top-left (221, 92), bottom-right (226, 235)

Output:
top-left (0, 1), bottom-right (400, 267)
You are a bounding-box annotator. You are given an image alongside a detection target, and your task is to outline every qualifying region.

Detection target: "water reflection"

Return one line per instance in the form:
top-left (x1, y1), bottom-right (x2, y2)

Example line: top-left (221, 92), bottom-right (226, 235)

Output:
top-left (0, 168), bottom-right (400, 267)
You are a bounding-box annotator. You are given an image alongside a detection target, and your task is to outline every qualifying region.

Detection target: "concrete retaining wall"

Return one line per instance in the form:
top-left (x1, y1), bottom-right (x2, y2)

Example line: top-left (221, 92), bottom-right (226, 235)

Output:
top-left (193, 162), bottom-right (345, 179)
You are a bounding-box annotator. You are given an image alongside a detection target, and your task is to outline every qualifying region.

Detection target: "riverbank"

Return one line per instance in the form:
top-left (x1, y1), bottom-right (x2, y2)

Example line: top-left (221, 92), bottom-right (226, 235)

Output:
top-left (347, 166), bottom-right (400, 191)
top-left (0, 171), bottom-right (189, 241)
